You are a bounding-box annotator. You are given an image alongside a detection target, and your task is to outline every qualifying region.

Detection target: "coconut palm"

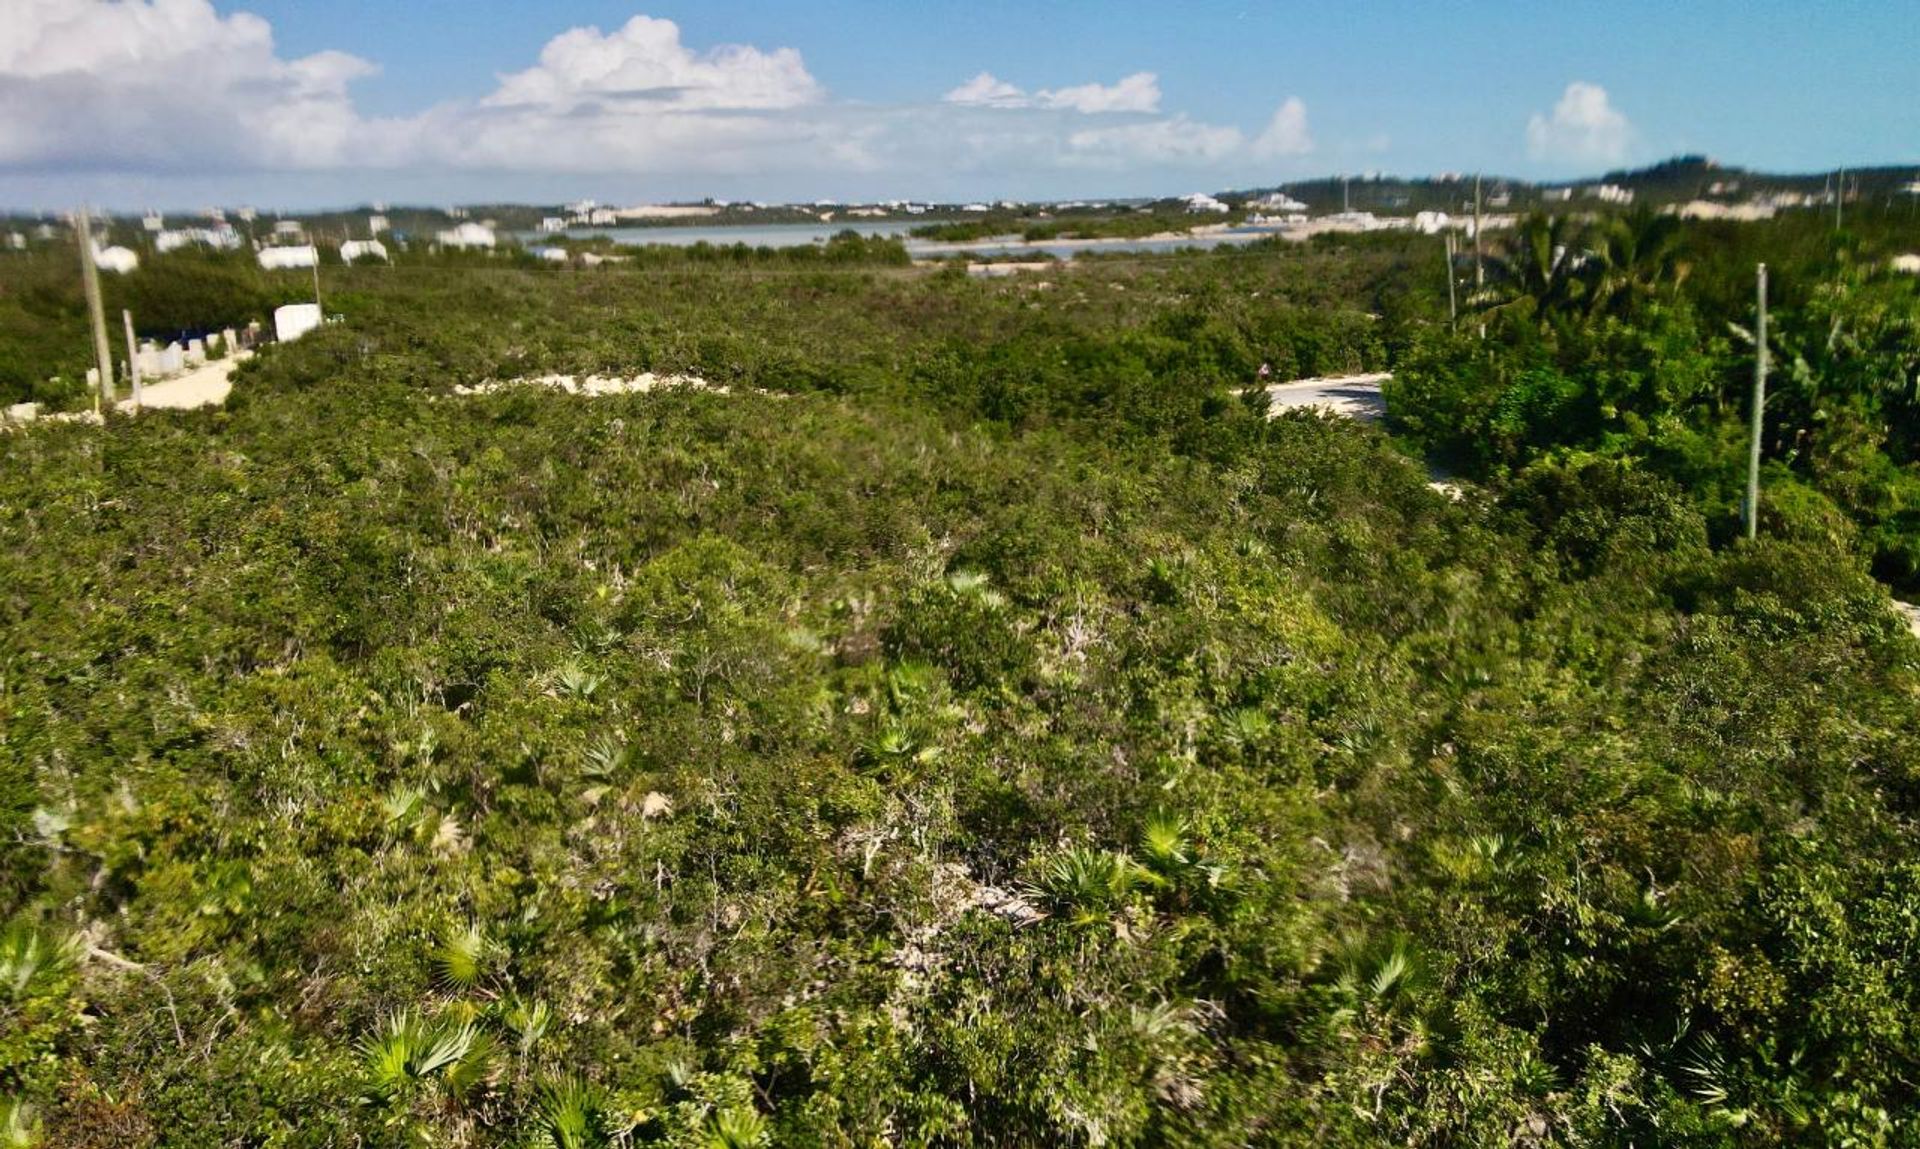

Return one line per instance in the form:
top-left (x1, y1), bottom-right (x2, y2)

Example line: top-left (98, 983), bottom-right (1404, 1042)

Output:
top-left (1584, 210), bottom-right (1688, 319)
top-left (1472, 213), bottom-right (1595, 331)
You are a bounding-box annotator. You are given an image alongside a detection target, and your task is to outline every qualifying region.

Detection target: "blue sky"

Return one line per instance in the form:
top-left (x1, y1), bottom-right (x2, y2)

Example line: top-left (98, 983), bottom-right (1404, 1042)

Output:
top-left (3, 0), bottom-right (1915, 209)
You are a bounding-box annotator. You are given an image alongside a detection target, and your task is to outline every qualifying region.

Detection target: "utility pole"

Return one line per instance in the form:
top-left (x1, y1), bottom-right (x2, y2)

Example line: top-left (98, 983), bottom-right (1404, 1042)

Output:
top-left (1835, 168), bottom-right (1844, 231)
top-left (1472, 173), bottom-right (1485, 290)
top-left (74, 207), bottom-right (115, 415)
top-left (122, 309), bottom-right (142, 409)
top-left (1444, 232), bottom-right (1457, 324)
top-left (311, 247), bottom-right (324, 317)
top-left (1745, 263), bottom-right (1768, 540)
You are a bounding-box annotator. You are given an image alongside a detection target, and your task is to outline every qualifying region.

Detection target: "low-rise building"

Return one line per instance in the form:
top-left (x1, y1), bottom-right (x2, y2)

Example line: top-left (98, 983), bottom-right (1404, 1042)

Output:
top-left (436, 222), bottom-right (497, 249)
top-left (258, 245), bottom-right (318, 270)
top-left (156, 226), bottom-right (242, 253)
top-left (93, 245), bottom-right (140, 273)
top-left (339, 239), bottom-right (389, 263)
top-left (274, 303), bottom-right (322, 343)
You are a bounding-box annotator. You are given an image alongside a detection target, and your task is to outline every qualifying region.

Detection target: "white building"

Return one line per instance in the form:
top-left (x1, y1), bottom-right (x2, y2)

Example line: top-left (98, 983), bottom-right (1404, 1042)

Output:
top-left (530, 246), bottom-right (569, 263)
top-left (436, 222), bottom-right (497, 249)
top-left (93, 245), bottom-right (140, 274)
top-left (156, 226), bottom-right (242, 253)
top-left (1255, 192), bottom-right (1310, 212)
top-left (273, 219), bottom-right (305, 238)
top-left (1589, 184), bottom-right (1635, 205)
top-left (1184, 193), bottom-right (1231, 214)
top-left (368, 215), bottom-right (390, 235)
top-left (339, 239), bottom-right (389, 263)
top-left (274, 303), bottom-right (322, 343)
top-left (1890, 254), bottom-right (1920, 275)
top-left (258, 245), bottom-right (318, 270)
top-left (538, 217), bottom-right (568, 233)
top-left (142, 212), bottom-right (164, 232)
top-left (1412, 211), bottom-right (1453, 234)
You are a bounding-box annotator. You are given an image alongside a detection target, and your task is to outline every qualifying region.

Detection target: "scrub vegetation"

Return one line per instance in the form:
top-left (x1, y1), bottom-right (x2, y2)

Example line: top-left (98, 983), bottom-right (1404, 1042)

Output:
top-left (1, 203), bottom-right (1918, 1146)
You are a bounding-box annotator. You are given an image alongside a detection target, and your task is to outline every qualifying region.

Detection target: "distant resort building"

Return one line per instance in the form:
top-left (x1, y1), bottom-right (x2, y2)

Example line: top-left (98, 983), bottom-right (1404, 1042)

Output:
top-left (1253, 192), bottom-right (1309, 212)
top-left (93, 245), bottom-right (140, 274)
top-left (274, 303), bottom-right (322, 343)
top-left (1184, 193), bottom-right (1231, 214)
top-left (258, 245), bottom-right (318, 270)
top-left (1672, 200), bottom-right (1777, 222)
top-left (538, 217), bottom-right (568, 233)
top-left (339, 239), bottom-right (389, 263)
top-left (436, 222), bottom-right (497, 249)
top-left (156, 225), bottom-right (242, 253)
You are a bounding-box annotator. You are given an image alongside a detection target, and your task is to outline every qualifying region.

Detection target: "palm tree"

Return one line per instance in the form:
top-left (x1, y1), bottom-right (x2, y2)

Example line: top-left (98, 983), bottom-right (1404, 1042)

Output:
top-left (1472, 214), bottom-right (1594, 332)
top-left (1584, 210), bottom-right (1688, 319)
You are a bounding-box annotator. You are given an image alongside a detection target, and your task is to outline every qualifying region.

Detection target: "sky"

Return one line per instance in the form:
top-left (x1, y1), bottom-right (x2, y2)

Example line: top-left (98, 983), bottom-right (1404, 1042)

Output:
top-left (1, 0), bottom-right (1915, 211)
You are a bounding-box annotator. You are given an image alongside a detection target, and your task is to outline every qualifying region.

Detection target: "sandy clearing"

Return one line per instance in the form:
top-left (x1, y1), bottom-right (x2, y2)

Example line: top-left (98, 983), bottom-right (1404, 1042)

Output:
top-left (126, 352), bottom-right (253, 411)
top-left (2, 353), bottom-right (252, 431)
top-left (452, 372), bottom-right (726, 397)
top-left (1260, 372), bottom-right (1392, 421)
top-left (1896, 601), bottom-right (1920, 639)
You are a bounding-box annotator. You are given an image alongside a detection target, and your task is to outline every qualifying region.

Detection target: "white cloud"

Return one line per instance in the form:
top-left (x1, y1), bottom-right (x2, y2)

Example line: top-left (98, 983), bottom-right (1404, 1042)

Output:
top-left (0, 0), bottom-right (379, 171)
top-left (1066, 116), bottom-right (1244, 167)
top-left (1037, 73), bottom-right (1161, 114)
top-left (943, 71), bottom-right (1161, 114)
top-left (1526, 81), bottom-right (1632, 165)
top-left (484, 15), bottom-right (822, 112)
top-left (1250, 98), bottom-right (1313, 159)
top-left (0, 4), bottom-right (1325, 200)
top-left (944, 72), bottom-right (1028, 109)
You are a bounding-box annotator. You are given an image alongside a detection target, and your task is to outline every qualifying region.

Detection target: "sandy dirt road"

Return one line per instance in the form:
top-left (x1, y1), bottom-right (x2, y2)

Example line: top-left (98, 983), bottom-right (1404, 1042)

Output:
top-left (1260, 372), bottom-right (1391, 420)
top-left (122, 352), bottom-right (251, 412)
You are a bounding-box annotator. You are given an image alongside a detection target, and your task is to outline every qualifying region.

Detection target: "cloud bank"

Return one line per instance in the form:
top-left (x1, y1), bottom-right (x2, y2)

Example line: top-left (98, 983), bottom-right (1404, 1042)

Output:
top-left (1, 1), bottom-right (1320, 202)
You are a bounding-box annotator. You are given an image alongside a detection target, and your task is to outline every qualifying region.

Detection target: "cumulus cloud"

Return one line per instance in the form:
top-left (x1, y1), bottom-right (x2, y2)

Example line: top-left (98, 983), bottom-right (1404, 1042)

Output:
top-left (484, 15), bottom-right (822, 112)
top-left (0, 0), bottom-right (380, 171)
top-left (1525, 81), bottom-right (1632, 165)
top-left (943, 71), bottom-right (1161, 114)
top-left (1250, 97), bottom-right (1313, 159)
top-left (0, 3), bottom-right (1324, 198)
top-left (1066, 117), bottom-right (1244, 167)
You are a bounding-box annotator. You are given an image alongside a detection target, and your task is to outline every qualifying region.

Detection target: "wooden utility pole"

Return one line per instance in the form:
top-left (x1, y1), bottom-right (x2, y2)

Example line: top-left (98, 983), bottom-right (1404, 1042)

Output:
top-left (74, 207), bottom-right (115, 415)
top-left (122, 309), bottom-right (142, 409)
top-left (1444, 233), bottom-right (1457, 323)
top-left (1472, 174), bottom-right (1485, 289)
top-left (1745, 264), bottom-right (1768, 540)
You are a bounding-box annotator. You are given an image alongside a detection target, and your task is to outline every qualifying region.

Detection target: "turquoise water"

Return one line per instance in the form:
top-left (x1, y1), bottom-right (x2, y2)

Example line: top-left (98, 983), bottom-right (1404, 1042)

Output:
top-left (528, 219), bottom-right (927, 249)
top-left (526, 219), bottom-right (1295, 259)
